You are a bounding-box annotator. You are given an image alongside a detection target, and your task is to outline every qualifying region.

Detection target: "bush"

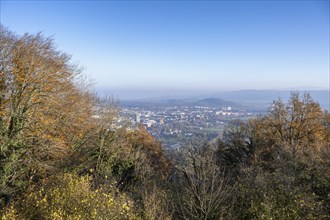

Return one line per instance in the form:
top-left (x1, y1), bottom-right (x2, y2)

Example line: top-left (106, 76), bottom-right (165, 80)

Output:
top-left (2, 173), bottom-right (138, 219)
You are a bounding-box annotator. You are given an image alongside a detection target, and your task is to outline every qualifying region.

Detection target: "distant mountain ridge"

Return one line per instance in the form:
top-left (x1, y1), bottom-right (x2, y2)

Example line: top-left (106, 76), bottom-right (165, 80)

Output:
top-left (213, 90), bottom-right (329, 109)
top-left (110, 89), bottom-right (329, 110)
top-left (121, 97), bottom-right (240, 108)
top-left (192, 98), bottom-right (238, 107)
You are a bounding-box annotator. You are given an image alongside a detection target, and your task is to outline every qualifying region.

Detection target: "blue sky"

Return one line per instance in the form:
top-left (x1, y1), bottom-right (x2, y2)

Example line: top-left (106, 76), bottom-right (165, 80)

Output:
top-left (1, 0), bottom-right (329, 98)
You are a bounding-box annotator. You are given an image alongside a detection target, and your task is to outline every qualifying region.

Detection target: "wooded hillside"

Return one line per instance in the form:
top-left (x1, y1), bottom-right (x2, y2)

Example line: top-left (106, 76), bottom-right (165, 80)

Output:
top-left (1, 26), bottom-right (329, 219)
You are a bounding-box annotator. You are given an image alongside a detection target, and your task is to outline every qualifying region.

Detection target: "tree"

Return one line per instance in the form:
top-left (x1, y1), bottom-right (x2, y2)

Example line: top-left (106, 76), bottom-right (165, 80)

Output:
top-left (0, 25), bottom-right (95, 204)
top-left (172, 143), bottom-right (235, 220)
top-left (265, 92), bottom-right (326, 156)
top-left (218, 92), bottom-right (330, 218)
top-left (216, 120), bottom-right (254, 179)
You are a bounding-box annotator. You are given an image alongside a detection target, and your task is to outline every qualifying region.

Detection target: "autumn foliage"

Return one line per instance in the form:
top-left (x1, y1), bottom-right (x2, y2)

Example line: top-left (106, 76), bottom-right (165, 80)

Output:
top-left (1, 26), bottom-right (329, 219)
top-left (0, 26), bottom-right (171, 218)
top-left (0, 25), bottom-right (97, 199)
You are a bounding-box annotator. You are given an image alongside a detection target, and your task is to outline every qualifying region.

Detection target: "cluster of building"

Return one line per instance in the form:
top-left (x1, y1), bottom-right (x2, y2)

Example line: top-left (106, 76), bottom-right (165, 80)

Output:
top-left (120, 104), bottom-right (258, 147)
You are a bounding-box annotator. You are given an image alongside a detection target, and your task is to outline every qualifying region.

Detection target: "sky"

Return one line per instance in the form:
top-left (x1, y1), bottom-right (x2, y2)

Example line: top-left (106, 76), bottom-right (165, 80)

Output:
top-left (1, 0), bottom-right (329, 98)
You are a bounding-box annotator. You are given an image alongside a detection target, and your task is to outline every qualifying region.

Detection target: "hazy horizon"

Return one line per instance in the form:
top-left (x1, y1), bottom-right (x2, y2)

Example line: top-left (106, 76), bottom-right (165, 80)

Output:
top-left (1, 1), bottom-right (329, 94)
top-left (97, 87), bottom-right (330, 109)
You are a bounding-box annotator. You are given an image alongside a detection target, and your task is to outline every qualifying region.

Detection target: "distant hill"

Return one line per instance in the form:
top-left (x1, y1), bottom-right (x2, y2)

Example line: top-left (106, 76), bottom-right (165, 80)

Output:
top-left (192, 98), bottom-right (238, 107)
top-left (166, 98), bottom-right (196, 105)
top-left (213, 90), bottom-right (329, 110)
top-left (115, 89), bottom-right (329, 110)
top-left (120, 97), bottom-right (240, 109)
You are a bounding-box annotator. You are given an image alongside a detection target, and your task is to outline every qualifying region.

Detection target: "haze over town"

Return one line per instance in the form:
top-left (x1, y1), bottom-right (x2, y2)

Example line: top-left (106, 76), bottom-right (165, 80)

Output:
top-left (1, 0), bottom-right (329, 100)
